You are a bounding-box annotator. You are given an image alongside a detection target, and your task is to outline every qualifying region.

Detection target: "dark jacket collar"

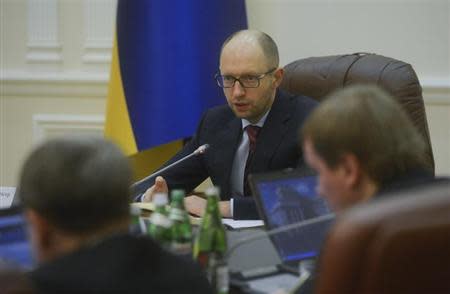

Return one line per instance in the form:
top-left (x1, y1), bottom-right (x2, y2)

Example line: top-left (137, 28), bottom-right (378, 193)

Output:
top-left (376, 168), bottom-right (435, 198)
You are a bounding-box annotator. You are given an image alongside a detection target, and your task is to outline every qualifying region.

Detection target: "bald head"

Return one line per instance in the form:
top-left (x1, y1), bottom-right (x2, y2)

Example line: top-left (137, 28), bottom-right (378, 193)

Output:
top-left (218, 29), bottom-right (284, 123)
top-left (220, 30), bottom-right (279, 69)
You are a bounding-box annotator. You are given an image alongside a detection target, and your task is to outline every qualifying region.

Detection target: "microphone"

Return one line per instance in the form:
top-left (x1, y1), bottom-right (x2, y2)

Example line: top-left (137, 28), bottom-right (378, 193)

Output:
top-left (131, 144), bottom-right (210, 190)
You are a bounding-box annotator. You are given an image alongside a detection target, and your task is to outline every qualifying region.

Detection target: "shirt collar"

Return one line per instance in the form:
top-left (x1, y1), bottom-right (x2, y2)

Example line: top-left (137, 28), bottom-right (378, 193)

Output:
top-left (241, 109), bottom-right (270, 130)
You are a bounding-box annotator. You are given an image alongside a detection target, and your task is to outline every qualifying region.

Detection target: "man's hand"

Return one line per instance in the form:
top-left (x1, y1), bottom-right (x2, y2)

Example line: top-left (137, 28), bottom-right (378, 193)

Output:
top-left (184, 195), bottom-right (206, 216)
top-left (142, 176), bottom-right (168, 202)
top-left (185, 195), bottom-right (231, 218)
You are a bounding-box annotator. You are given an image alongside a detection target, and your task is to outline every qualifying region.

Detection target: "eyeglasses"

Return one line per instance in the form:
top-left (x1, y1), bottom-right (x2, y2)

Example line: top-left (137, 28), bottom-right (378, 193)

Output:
top-left (215, 68), bottom-right (277, 88)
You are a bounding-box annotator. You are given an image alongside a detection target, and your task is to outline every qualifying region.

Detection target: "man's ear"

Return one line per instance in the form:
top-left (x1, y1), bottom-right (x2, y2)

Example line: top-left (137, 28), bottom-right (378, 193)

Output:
top-left (25, 209), bottom-right (53, 262)
top-left (273, 67), bottom-right (284, 88)
top-left (340, 153), bottom-right (363, 188)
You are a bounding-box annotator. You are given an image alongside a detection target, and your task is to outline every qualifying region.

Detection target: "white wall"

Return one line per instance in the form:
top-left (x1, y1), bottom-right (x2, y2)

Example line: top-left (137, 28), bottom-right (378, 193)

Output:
top-left (246, 0), bottom-right (450, 175)
top-left (1, 0), bottom-right (114, 186)
top-left (247, 0), bottom-right (450, 77)
top-left (1, 0), bottom-right (449, 186)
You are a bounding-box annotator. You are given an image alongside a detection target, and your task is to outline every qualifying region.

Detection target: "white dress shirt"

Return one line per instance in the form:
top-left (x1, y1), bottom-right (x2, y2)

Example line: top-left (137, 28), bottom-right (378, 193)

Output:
top-left (229, 110), bottom-right (270, 216)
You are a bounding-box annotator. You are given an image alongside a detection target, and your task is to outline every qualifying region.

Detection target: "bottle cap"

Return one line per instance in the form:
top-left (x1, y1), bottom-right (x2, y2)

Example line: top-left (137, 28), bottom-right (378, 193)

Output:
top-left (205, 186), bottom-right (220, 197)
top-left (153, 193), bottom-right (168, 206)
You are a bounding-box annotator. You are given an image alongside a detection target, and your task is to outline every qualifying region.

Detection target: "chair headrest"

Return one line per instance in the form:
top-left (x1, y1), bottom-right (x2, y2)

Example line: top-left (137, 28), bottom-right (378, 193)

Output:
top-left (315, 180), bottom-right (450, 293)
top-left (280, 53), bottom-right (434, 172)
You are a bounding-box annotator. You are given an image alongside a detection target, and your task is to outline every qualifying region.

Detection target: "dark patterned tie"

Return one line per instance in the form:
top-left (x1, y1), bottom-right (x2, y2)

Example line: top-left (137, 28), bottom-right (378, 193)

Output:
top-left (243, 125), bottom-right (261, 196)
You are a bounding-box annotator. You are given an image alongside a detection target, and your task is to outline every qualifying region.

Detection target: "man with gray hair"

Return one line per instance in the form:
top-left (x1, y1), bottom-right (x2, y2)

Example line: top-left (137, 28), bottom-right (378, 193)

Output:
top-left (18, 137), bottom-right (212, 293)
top-left (134, 29), bottom-right (317, 219)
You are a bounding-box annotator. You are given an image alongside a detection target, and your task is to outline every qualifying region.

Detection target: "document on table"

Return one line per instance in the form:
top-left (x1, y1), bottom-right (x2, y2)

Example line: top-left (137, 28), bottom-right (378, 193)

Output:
top-left (187, 218), bottom-right (263, 228)
top-left (131, 202), bottom-right (155, 211)
top-left (131, 202), bottom-right (263, 228)
top-left (0, 187), bottom-right (16, 208)
top-left (222, 219), bottom-right (264, 229)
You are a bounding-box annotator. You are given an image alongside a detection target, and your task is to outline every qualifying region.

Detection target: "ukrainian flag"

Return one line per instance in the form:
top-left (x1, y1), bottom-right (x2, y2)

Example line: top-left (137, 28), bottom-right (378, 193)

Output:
top-left (105, 1), bottom-right (247, 179)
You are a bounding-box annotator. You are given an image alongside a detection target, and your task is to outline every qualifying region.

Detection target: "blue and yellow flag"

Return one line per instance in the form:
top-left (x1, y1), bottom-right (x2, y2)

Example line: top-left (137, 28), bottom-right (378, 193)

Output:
top-left (105, 1), bottom-right (247, 179)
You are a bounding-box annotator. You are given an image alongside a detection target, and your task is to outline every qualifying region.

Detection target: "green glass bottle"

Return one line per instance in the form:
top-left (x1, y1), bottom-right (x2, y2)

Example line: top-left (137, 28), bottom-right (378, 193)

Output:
top-left (169, 189), bottom-right (193, 256)
top-left (129, 205), bottom-right (143, 235)
top-left (193, 186), bottom-right (228, 294)
top-left (147, 193), bottom-right (172, 248)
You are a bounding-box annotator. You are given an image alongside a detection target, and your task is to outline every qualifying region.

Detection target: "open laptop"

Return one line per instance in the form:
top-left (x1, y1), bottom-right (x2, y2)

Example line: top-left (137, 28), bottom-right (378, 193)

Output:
top-left (230, 168), bottom-right (334, 293)
top-left (0, 206), bottom-right (34, 270)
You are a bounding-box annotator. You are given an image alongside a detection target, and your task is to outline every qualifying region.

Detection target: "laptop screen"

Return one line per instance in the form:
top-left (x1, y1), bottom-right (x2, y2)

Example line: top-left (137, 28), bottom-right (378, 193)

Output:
top-left (250, 169), bottom-right (333, 264)
top-left (0, 206), bottom-right (34, 270)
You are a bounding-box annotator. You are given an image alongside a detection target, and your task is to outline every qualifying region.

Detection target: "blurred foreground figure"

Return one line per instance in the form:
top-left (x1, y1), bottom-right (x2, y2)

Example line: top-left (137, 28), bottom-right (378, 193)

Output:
top-left (301, 85), bottom-right (434, 212)
top-left (18, 137), bottom-right (211, 293)
top-left (0, 269), bottom-right (34, 294)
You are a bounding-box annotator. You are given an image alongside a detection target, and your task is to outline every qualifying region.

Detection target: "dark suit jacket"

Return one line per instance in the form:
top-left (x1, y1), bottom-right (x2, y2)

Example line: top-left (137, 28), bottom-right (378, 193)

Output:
top-left (375, 168), bottom-right (443, 199)
top-left (133, 90), bottom-right (318, 219)
top-left (30, 234), bottom-right (212, 294)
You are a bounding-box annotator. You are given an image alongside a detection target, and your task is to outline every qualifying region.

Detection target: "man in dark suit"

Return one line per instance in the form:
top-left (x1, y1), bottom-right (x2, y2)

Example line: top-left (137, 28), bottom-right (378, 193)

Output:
top-left (301, 85), bottom-right (435, 213)
top-left (18, 137), bottom-right (212, 293)
top-left (134, 30), bottom-right (317, 219)
top-left (296, 85), bottom-right (443, 294)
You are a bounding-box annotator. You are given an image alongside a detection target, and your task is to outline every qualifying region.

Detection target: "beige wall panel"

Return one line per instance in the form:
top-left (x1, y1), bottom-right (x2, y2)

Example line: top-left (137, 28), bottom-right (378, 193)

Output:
top-left (425, 101), bottom-right (450, 176)
top-left (1, 0), bottom-right (449, 187)
top-left (246, 0), bottom-right (449, 80)
top-left (0, 95), bottom-right (105, 186)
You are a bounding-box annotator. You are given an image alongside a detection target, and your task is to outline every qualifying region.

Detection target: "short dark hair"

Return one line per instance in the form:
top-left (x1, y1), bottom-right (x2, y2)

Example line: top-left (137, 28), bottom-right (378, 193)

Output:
top-left (18, 137), bottom-right (132, 234)
top-left (301, 85), bottom-right (428, 186)
top-left (220, 30), bottom-right (279, 68)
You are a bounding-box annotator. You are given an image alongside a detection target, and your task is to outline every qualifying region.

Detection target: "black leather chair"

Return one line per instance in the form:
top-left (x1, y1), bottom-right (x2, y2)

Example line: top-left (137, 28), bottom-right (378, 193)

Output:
top-left (280, 53), bottom-right (435, 172)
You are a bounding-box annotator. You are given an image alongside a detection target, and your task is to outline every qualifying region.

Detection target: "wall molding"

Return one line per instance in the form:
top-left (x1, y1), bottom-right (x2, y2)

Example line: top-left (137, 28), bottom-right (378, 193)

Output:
top-left (420, 77), bottom-right (450, 105)
top-left (82, 43), bottom-right (112, 64)
top-left (27, 0), bottom-right (62, 64)
top-left (0, 72), bottom-right (109, 97)
top-left (82, 0), bottom-right (116, 65)
top-left (32, 114), bottom-right (105, 144)
top-left (1, 72), bottom-right (449, 104)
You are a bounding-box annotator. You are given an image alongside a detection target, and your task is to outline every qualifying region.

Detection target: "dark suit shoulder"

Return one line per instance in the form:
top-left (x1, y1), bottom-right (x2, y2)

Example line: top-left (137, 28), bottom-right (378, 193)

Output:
top-left (198, 104), bottom-right (237, 134)
top-left (204, 104), bottom-right (235, 121)
top-left (30, 235), bottom-right (212, 294)
top-left (272, 90), bottom-right (318, 125)
top-left (279, 90), bottom-right (318, 111)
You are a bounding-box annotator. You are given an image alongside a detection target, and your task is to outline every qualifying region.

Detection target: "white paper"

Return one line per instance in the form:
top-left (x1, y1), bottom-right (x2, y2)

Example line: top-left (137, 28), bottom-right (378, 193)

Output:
top-left (0, 187), bottom-right (16, 208)
top-left (222, 219), bottom-right (264, 229)
top-left (246, 273), bottom-right (299, 293)
top-left (131, 202), bottom-right (155, 211)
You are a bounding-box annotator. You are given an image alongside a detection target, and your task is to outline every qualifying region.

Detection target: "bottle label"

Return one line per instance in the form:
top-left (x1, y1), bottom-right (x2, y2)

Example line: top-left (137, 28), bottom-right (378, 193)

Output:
top-left (171, 242), bottom-right (192, 255)
top-left (216, 264), bottom-right (229, 294)
top-left (150, 213), bottom-right (172, 228)
top-left (201, 252), bottom-right (229, 293)
top-left (197, 252), bottom-right (209, 269)
top-left (169, 208), bottom-right (185, 221)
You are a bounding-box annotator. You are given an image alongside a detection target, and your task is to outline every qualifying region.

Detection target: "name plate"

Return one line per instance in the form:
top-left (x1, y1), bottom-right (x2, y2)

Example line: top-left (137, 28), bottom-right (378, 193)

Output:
top-left (0, 187), bottom-right (16, 208)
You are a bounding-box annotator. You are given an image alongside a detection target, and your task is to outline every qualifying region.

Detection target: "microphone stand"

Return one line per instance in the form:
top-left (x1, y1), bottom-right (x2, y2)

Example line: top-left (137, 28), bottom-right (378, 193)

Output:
top-left (131, 144), bottom-right (209, 190)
